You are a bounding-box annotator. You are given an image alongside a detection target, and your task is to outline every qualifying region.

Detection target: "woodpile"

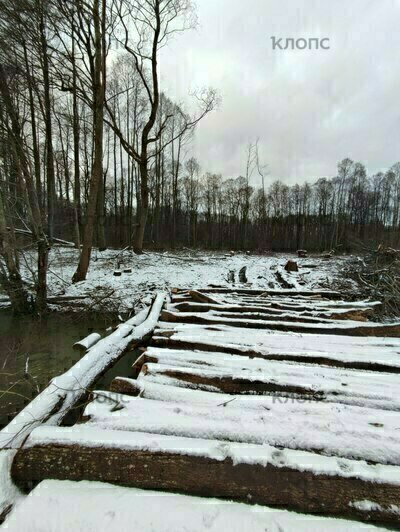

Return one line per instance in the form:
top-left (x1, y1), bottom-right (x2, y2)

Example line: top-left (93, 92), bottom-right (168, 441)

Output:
top-left (5, 287), bottom-right (400, 527)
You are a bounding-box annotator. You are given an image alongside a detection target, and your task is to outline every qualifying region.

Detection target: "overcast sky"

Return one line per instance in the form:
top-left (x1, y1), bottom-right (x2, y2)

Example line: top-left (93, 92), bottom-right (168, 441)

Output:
top-left (159, 0), bottom-right (400, 186)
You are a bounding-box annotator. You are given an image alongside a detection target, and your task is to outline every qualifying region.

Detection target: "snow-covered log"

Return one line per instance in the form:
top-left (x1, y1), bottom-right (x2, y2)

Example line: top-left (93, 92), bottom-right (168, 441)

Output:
top-left (177, 287), bottom-right (342, 298)
top-left (0, 293), bottom-right (166, 449)
top-left (160, 308), bottom-right (400, 337)
top-left (171, 301), bottom-right (376, 320)
top-left (11, 426), bottom-right (400, 524)
top-left (83, 394), bottom-right (400, 464)
top-left (136, 359), bottom-right (400, 410)
top-left (188, 290), bottom-right (221, 305)
top-left (4, 481), bottom-right (383, 532)
top-left (73, 333), bottom-right (101, 352)
top-left (152, 323), bottom-right (400, 372)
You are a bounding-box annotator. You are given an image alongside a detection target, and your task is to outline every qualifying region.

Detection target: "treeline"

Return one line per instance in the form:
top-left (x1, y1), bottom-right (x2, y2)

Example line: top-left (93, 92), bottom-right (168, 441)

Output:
top-left (53, 157), bottom-right (400, 252)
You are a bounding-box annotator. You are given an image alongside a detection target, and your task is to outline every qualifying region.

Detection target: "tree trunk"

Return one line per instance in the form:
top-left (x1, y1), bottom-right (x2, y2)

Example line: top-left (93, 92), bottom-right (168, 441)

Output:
top-left (72, 0), bottom-right (104, 283)
top-left (134, 162), bottom-right (149, 253)
top-left (0, 191), bottom-right (30, 314)
top-left (96, 172), bottom-right (106, 251)
top-left (39, 12), bottom-right (56, 241)
top-left (72, 31), bottom-right (81, 249)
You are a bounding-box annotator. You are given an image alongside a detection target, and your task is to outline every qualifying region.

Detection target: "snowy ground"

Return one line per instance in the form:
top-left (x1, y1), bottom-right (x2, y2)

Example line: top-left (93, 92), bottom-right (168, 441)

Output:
top-left (18, 247), bottom-right (354, 314)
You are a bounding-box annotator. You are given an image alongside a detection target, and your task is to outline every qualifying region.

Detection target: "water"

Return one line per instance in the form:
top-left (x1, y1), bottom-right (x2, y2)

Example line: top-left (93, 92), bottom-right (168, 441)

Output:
top-left (0, 310), bottom-right (119, 429)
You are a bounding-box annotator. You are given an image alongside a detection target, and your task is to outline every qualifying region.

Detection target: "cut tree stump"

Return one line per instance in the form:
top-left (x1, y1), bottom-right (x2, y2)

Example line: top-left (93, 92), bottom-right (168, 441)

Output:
top-left (284, 260), bottom-right (299, 272)
top-left (238, 267), bottom-right (247, 283)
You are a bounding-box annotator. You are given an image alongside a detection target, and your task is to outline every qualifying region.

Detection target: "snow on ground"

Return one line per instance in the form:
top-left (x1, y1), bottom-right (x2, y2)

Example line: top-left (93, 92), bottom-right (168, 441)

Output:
top-left (18, 247), bottom-right (351, 313)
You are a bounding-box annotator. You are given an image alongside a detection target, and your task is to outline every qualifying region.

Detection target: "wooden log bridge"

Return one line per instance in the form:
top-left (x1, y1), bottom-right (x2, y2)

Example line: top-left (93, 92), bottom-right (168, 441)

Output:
top-left (3, 287), bottom-right (400, 530)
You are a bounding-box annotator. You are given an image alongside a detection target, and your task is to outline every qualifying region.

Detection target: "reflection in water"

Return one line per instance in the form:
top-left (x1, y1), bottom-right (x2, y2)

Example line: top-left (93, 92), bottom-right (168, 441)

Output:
top-left (0, 311), bottom-right (117, 428)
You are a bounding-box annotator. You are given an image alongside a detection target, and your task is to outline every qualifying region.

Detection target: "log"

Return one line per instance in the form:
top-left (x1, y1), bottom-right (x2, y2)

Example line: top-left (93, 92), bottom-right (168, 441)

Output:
top-left (107, 377), bottom-right (400, 422)
top-left (73, 333), bottom-right (101, 352)
top-left (110, 377), bottom-right (141, 396)
top-left (171, 302), bottom-right (374, 321)
top-left (47, 295), bottom-right (89, 303)
top-left (159, 309), bottom-right (400, 337)
top-left (150, 335), bottom-right (400, 374)
top-left (140, 362), bottom-right (323, 398)
top-left (170, 296), bottom-right (193, 303)
top-left (267, 299), bottom-right (381, 312)
top-left (11, 426), bottom-right (400, 524)
top-left (131, 353), bottom-right (155, 379)
top-left (83, 394), bottom-right (400, 465)
top-left (216, 311), bottom-right (335, 325)
top-left (146, 342), bottom-right (400, 378)
top-left (188, 290), bottom-right (221, 305)
top-left (138, 362), bottom-right (400, 410)
top-left (193, 287), bottom-right (342, 298)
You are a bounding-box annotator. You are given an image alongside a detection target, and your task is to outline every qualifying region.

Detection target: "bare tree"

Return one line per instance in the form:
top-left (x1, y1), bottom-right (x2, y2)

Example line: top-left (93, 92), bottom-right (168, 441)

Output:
top-left (106, 0), bottom-right (217, 252)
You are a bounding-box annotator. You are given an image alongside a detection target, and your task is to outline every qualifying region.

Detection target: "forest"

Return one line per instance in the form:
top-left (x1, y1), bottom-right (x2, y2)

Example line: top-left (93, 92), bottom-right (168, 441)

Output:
top-left (0, 0), bottom-right (399, 315)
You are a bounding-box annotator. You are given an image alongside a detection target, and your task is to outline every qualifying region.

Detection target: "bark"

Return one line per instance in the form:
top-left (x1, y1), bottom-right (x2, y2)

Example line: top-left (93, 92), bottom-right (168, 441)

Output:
top-left (72, 0), bottom-right (104, 282)
top-left (11, 441), bottom-right (400, 524)
top-left (23, 43), bottom-right (42, 211)
top-left (71, 30), bottom-right (81, 248)
top-left (133, 162), bottom-right (149, 253)
top-left (39, 11), bottom-right (56, 241)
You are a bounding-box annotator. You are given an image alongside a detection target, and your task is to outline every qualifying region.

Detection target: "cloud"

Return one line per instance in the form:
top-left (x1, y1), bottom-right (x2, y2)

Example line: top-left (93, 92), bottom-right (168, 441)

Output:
top-left (160, 0), bottom-right (400, 185)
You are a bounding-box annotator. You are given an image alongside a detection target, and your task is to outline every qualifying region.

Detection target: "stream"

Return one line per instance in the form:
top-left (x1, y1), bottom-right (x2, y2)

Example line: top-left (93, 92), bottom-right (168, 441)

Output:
top-left (0, 310), bottom-right (125, 429)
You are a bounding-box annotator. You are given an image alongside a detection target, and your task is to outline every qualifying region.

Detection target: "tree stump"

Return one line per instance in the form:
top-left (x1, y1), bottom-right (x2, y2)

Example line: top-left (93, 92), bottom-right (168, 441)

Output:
top-left (297, 250), bottom-right (307, 258)
top-left (239, 266), bottom-right (248, 283)
top-left (284, 260), bottom-right (298, 273)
